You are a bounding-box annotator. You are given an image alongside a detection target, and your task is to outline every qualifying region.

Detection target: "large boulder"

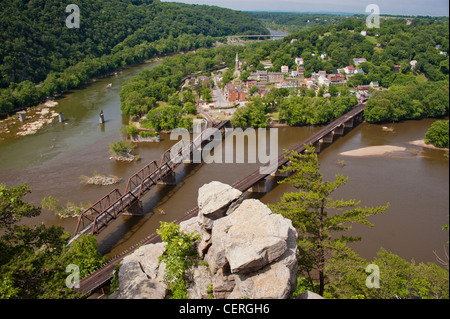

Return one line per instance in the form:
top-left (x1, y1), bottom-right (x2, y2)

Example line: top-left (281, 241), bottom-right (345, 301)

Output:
top-left (110, 182), bottom-right (299, 300)
top-left (109, 243), bottom-right (167, 299)
top-left (203, 198), bottom-right (298, 299)
top-left (197, 181), bottom-right (242, 230)
top-left (206, 199), bottom-right (295, 274)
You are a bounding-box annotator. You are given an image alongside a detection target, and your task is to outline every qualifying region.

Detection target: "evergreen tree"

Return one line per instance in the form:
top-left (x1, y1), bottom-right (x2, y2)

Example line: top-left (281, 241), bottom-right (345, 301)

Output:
top-left (270, 145), bottom-right (389, 296)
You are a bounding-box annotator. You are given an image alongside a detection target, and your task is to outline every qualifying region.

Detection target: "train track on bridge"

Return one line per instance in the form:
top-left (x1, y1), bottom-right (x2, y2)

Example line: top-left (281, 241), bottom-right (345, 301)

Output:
top-left (76, 103), bottom-right (366, 295)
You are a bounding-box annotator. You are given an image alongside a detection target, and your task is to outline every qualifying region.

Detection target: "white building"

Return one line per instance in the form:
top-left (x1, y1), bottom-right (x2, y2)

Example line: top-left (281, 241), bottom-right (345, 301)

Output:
top-left (318, 76), bottom-right (330, 87)
top-left (295, 57), bottom-right (304, 66)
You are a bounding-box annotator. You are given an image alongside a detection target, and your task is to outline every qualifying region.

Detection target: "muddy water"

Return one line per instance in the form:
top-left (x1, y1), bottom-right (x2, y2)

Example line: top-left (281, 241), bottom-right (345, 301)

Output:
top-left (0, 58), bottom-right (448, 264)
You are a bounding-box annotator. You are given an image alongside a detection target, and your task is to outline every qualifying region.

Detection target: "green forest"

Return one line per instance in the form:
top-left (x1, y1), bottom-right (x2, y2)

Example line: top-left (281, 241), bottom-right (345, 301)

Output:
top-left (119, 16), bottom-right (449, 131)
top-left (232, 17), bottom-right (448, 127)
top-left (0, 0), bottom-right (268, 114)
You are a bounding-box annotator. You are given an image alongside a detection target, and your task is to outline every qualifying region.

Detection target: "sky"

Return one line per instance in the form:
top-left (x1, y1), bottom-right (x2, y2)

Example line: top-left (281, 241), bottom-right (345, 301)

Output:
top-left (161, 0), bottom-right (449, 17)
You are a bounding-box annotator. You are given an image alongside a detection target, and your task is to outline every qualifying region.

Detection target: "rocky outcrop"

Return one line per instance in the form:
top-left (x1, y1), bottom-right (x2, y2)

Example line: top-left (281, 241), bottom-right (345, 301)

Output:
top-left (110, 181), bottom-right (298, 299)
top-left (109, 243), bottom-right (167, 299)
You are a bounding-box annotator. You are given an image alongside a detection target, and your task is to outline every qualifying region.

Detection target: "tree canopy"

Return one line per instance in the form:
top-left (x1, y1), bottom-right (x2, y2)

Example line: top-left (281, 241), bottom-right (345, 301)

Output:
top-left (0, 0), bottom-right (268, 113)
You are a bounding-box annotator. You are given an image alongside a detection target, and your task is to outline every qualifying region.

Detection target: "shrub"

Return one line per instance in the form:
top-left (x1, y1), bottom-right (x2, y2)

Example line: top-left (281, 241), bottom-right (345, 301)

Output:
top-left (425, 120), bottom-right (449, 148)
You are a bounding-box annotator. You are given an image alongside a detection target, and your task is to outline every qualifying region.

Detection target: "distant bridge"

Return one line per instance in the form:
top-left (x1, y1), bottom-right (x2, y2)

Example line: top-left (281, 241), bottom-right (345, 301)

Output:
top-left (228, 34), bottom-right (286, 41)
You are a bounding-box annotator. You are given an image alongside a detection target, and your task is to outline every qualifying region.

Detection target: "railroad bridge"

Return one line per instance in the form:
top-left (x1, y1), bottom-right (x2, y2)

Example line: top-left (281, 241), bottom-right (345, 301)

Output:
top-left (74, 103), bottom-right (366, 294)
top-left (68, 119), bottom-right (229, 245)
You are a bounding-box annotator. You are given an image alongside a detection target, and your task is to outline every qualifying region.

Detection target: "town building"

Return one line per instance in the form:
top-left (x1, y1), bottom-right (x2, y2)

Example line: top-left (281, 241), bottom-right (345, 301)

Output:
top-left (295, 57), bottom-right (304, 66)
top-left (268, 72), bottom-right (284, 82)
top-left (225, 83), bottom-right (246, 102)
top-left (281, 65), bottom-right (289, 74)
top-left (344, 65), bottom-right (356, 76)
top-left (328, 73), bottom-right (346, 85)
top-left (318, 75), bottom-right (330, 87)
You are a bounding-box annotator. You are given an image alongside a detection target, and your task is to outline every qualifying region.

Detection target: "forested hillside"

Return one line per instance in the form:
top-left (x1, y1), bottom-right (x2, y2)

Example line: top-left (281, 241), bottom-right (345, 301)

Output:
top-left (0, 0), bottom-right (268, 113)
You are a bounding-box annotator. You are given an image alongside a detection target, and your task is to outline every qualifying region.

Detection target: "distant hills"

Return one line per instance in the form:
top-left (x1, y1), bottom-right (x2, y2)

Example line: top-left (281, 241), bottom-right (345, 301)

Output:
top-left (0, 0), bottom-right (268, 113)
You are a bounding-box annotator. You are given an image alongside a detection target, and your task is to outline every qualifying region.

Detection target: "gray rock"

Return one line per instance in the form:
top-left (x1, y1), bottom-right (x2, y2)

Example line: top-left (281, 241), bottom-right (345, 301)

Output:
top-left (110, 243), bottom-right (167, 299)
top-left (208, 199), bottom-right (293, 275)
top-left (228, 227), bottom-right (298, 299)
top-left (186, 264), bottom-right (213, 299)
top-left (197, 181), bottom-right (242, 230)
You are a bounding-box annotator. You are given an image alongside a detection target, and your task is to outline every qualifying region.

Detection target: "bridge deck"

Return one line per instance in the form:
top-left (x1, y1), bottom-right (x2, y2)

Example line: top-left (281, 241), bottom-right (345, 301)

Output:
top-left (69, 121), bottom-right (228, 244)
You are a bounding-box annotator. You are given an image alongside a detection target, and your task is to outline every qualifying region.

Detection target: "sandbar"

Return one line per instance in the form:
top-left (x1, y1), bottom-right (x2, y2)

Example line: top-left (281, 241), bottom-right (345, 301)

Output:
top-left (340, 145), bottom-right (409, 157)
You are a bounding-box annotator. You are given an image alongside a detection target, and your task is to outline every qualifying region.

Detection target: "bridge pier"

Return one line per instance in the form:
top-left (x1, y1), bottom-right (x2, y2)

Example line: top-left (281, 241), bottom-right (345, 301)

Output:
top-left (271, 162), bottom-right (291, 177)
top-left (157, 172), bottom-right (177, 185)
top-left (313, 141), bottom-right (322, 153)
top-left (323, 132), bottom-right (334, 143)
top-left (124, 199), bottom-right (143, 216)
top-left (249, 179), bottom-right (267, 193)
top-left (344, 118), bottom-right (354, 128)
top-left (334, 125), bottom-right (345, 135)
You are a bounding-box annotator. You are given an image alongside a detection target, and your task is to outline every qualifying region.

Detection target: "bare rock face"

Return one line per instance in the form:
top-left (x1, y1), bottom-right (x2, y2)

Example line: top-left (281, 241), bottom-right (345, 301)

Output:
top-left (197, 181), bottom-right (243, 230)
top-left (209, 199), bottom-right (292, 274)
top-left (110, 182), bottom-right (298, 300)
top-left (205, 199), bottom-right (298, 299)
top-left (109, 243), bottom-right (167, 299)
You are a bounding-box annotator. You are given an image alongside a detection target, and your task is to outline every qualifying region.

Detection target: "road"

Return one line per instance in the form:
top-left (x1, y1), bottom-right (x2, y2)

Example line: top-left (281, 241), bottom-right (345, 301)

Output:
top-left (212, 76), bottom-right (229, 107)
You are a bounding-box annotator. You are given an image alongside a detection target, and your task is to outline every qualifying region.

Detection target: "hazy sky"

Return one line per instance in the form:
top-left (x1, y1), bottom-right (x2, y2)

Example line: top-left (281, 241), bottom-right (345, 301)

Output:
top-left (161, 0), bottom-right (449, 16)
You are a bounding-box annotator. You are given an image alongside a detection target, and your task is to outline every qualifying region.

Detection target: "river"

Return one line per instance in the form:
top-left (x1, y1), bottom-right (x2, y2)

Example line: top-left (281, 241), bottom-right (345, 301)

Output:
top-left (0, 57), bottom-right (448, 265)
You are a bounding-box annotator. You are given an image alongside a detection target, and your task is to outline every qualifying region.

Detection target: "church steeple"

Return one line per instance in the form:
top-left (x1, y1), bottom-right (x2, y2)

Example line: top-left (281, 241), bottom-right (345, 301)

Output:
top-left (235, 53), bottom-right (239, 71)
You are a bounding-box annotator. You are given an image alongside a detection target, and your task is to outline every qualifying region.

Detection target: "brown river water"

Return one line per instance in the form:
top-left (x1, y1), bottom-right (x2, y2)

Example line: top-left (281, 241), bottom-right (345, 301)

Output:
top-left (0, 59), bottom-right (448, 264)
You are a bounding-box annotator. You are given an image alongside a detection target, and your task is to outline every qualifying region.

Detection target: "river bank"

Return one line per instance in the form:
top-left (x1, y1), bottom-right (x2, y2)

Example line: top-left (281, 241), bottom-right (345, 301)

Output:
top-left (0, 50), bottom-right (447, 266)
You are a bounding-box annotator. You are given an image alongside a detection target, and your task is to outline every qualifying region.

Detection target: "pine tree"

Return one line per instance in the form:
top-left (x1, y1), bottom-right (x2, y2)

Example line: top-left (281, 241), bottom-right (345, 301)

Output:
top-left (270, 145), bottom-right (389, 296)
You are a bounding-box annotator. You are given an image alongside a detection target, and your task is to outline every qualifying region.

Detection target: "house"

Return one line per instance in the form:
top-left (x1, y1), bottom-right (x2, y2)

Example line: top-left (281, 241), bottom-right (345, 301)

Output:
top-left (318, 75), bottom-right (330, 87)
top-left (320, 52), bottom-right (327, 60)
top-left (355, 68), bottom-right (365, 75)
top-left (295, 57), bottom-right (304, 66)
top-left (304, 78), bottom-right (315, 89)
top-left (261, 61), bottom-right (273, 69)
top-left (246, 81), bottom-right (258, 90)
top-left (226, 85), bottom-right (246, 102)
top-left (197, 75), bottom-right (210, 84)
top-left (248, 70), bottom-right (268, 82)
top-left (344, 65), bottom-right (356, 77)
top-left (281, 65), bottom-right (289, 74)
top-left (276, 81), bottom-right (303, 89)
top-left (410, 60), bottom-right (418, 70)
top-left (328, 73), bottom-right (346, 85)
top-left (370, 81), bottom-right (379, 89)
top-left (357, 84), bottom-right (371, 90)
top-left (268, 72), bottom-right (285, 82)
top-left (290, 70), bottom-right (298, 78)
top-left (361, 31), bottom-right (367, 36)
top-left (353, 58), bottom-right (367, 66)
top-left (297, 65), bottom-right (305, 77)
